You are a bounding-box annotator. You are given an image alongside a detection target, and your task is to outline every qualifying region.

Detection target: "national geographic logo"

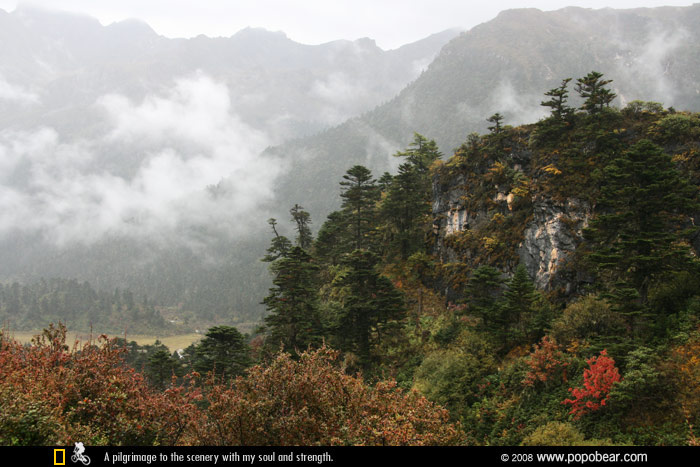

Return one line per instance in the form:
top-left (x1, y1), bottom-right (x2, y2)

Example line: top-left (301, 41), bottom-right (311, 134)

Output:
top-left (54, 449), bottom-right (66, 465)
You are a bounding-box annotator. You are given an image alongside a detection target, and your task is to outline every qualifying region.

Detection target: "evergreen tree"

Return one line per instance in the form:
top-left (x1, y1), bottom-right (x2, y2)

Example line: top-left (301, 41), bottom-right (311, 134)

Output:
top-left (262, 218), bottom-right (292, 263)
top-left (381, 163), bottom-right (426, 259)
top-left (262, 246), bottom-right (322, 356)
top-left (502, 264), bottom-right (539, 345)
top-left (575, 71), bottom-right (616, 114)
top-left (332, 250), bottom-right (405, 369)
top-left (584, 139), bottom-right (698, 328)
top-left (290, 204), bottom-right (313, 250)
top-left (395, 133), bottom-right (443, 173)
top-left (465, 266), bottom-right (505, 346)
top-left (541, 78), bottom-right (573, 121)
top-left (313, 211), bottom-right (345, 266)
top-left (377, 172), bottom-right (394, 192)
top-left (487, 113), bottom-right (505, 134)
top-left (339, 165), bottom-right (380, 252)
top-left (146, 346), bottom-right (178, 389)
top-left (191, 326), bottom-right (251, 379)
top-left (381, 133), bottom-right (442, 259)
top-left (486, 113), bottom-right (508, 152)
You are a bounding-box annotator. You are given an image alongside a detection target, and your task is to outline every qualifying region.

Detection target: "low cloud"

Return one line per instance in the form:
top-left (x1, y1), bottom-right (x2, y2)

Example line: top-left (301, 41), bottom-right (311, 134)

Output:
top-left (610, 21), bottom-right (690, 108)
top-left (410, 57), bottom-right (432, 76)
top-left (0, 73), bottom-right (282, 249)
top-left (489, 80), bottom-right (548, 126)
top-left (629, 27), bottom-right (688, 107)
top-left (0, 74), bottom-right (40, 104)
top-left (309, 72), bottom-right (397, 127)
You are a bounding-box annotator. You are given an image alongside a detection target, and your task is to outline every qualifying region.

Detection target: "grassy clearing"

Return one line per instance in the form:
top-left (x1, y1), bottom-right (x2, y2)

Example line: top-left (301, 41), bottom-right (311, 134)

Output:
top-left (5, 330), bottom-right (203, 352)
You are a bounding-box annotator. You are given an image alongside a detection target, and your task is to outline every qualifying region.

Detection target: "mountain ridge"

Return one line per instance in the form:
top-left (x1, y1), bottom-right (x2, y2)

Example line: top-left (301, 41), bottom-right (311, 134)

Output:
top-left (264, 3), bottom-right (700, 228)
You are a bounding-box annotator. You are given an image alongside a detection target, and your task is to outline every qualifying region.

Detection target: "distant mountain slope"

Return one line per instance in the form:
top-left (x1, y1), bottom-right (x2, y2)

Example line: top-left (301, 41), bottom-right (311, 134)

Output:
top-left (0, 6), bottom-right (458, 141)
top-left (368, 5), bottom-right (700, 151)
top-left (268, 5), bottom-right (700, 223)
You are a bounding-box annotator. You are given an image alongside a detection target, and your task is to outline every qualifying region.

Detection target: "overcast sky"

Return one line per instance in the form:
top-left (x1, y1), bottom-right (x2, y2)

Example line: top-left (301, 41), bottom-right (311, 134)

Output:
top-left (0, 1), bottom-right (696, 48)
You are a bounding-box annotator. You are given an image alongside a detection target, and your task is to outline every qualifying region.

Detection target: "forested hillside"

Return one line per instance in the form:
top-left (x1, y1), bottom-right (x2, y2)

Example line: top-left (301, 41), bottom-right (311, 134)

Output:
top-left (259, 5), bottom-right (700, 332)
top-left (4, 5), bottom-right (700, 331)
top-left (3, 72), bottom-right (699, 446)
top-left (252, 72), bottom-right (700, 445)
top-left (0, 5), bottom-right (457, 329)
top-left (0, 279), bottom-right (169, 333)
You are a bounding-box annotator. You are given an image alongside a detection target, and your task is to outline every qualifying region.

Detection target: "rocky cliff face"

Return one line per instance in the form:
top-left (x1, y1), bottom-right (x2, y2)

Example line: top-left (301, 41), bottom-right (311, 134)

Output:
top-left (517, 197), bottom-right (592, 293)
top-left (432, 165), bottom-right (592, 295)
top-left (432, 173), bottom-right (482, 263)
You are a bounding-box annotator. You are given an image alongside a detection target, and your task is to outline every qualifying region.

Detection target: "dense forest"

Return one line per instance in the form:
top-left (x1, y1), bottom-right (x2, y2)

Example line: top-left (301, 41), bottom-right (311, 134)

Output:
top-left (2, 72), bottom-right (699, 446)
top-left (0, 279), bottom-right (172, 333)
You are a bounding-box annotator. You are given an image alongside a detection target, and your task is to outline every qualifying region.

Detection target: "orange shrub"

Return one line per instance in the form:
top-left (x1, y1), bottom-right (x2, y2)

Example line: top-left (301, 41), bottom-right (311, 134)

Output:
top-left (202, 346), bottom-right (465, 446)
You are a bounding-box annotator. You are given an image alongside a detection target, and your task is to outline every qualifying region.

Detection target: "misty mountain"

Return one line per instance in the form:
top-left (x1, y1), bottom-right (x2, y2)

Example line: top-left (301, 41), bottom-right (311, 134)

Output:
top-left (0, 6), bottom-right (458, 327)
top-left (4, 4), bottom-right (700, 330)
top-left (0, 4), bottom-right (457, 244)
top-left (268, 4), bottom-right (700, 221)
top-left (0, 6), bottom-right (458, 141)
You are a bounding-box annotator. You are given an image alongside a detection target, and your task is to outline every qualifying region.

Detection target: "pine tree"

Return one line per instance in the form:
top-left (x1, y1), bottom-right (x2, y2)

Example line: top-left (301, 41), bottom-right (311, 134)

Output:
top-left (381, 162), bottom-right (426, 259)
top-left (262, 218), bottom-right (292, 263)
top-left (262, 246), bottom-right (322, 356)
top-left (575, 71), bottom-right (616, 114)
top-left (465, 266), bottom-right (503, 326)
top-left (378, 172), bottom-right (394, 192)
top-left (313, 210), bottom-right (345, 265)
top-left (381, 133), bottom-right (441, 259)
top-left (191, 326), bottom-right (251, 379)
top-left (486, 113), bottom-right (508, 152)
top-left (146, 347), bottom-right (178, 389)
top-left (487, 113), bottom-right (505, 134)
top-left (290, 204), bottom-right (313, 250)
top-left (584, 139), bottom-right (698, 328)
top-left (465, 266), bottom-right (507, 349)
top-left (502, 264), bottom-right (539, 345)
top-left (332, 249), bottom-right (405, 369)
top-left (541, 78), bottom-right (573, 122)
top-left (339, 165), bottom-right (379, 252)
top-left (395, 133), bottom-right (443, 173)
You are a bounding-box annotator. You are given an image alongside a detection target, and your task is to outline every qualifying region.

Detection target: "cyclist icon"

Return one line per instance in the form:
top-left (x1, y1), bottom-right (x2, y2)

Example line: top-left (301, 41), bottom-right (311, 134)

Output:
top-left (71, 442), bottom-right (91, 465)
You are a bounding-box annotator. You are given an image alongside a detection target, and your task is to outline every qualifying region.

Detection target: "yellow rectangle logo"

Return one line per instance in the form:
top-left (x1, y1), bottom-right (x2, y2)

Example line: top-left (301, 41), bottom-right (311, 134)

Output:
top-left (54, 449), bottom-right (66, 465)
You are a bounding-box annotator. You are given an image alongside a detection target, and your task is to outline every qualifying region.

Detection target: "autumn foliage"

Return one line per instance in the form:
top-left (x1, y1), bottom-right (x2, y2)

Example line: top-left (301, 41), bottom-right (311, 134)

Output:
top-left (202, 346), bottom-right (463, 445)
top-left (522, 336), bottom-right (569, 387)
top-left (562, 350), bottom-right (622, 419)
top-left (0, 324), bottom-right (202, 445)
top-left (666, 329), bottom-right (700, 443)
top-left (0, 326), bottom-right (463, 446)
